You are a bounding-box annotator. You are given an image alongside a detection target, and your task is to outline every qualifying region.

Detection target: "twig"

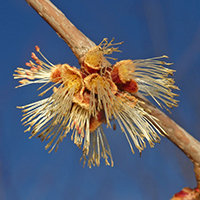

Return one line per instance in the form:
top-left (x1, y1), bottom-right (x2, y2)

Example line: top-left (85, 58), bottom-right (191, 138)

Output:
top-left (25, 0), bottom-right (200, 198)
top-left (134, 93), bottom-right (200, 165)
top-left (25, 0), bottom-right (95, 62)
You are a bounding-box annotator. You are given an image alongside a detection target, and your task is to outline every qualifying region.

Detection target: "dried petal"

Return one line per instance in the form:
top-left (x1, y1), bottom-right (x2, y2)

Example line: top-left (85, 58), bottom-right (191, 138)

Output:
top-left (112, 59), bottom-right (135, 83)
top-left (73, 86), bottom-right (91, 110)
top-left (89, 110), bottom-right (105, 132)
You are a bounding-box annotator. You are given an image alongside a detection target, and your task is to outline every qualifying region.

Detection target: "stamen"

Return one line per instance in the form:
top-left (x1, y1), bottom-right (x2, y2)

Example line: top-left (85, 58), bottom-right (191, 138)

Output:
top-left (34, 46), bottom-right (54, 66)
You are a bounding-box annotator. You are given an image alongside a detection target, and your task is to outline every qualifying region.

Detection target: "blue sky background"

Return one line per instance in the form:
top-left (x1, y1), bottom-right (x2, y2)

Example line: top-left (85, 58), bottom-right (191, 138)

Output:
top-left (1, 1), bottom-right (200, 200)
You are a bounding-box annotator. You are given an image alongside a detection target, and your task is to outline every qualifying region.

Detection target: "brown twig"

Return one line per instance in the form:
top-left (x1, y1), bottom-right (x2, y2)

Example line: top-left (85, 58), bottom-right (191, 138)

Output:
top-left (25, 0), bottom-right (200, 198)
top-left (134, 94), bottom-right (200, 165)
top-left (25, 0), bottom-right (95, 62)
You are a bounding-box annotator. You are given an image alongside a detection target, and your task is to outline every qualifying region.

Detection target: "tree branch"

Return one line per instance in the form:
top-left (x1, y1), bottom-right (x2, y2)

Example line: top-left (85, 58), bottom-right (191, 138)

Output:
top-left (25, 0), bottom-right (95, 62)
top-left (25, 0), bottom-right (200, 198)
top-left (134, 93), bottom-right (200, 165)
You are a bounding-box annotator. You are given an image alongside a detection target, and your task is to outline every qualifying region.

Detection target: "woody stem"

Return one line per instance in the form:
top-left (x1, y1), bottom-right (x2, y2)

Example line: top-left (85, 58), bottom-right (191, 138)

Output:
top-left (25, 0), bottom-right (95, 62)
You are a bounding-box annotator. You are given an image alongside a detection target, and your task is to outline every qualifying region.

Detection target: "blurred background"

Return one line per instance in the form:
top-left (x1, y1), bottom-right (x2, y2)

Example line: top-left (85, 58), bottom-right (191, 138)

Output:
top-left (1, 0), bottom-right (200, 199)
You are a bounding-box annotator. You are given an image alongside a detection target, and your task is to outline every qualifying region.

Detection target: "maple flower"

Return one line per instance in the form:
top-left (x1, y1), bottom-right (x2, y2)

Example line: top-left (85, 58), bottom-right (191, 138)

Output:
top-left (14, 39), bottom-right (179, 168)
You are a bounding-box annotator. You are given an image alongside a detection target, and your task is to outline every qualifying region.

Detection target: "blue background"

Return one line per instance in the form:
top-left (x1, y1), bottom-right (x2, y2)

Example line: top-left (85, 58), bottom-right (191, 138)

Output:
top-left (1, 1), bottom-right (200, 199)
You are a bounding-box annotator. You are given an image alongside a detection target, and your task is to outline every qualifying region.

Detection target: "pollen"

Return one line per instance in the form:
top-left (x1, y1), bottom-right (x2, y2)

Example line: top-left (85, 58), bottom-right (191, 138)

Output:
top-left (35, 45), bottom-right (40, 52)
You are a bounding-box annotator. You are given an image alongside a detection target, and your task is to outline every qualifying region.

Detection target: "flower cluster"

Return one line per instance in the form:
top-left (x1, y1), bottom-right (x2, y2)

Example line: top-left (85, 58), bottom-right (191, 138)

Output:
top-left (14, 38), bottom-right (179, 167)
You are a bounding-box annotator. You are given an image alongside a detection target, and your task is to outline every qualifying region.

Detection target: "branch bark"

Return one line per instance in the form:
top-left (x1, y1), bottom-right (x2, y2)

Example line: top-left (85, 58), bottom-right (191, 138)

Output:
top-left (25, 0), bottom-right (95, 62)
top-left (135, 93), bottom-right (200, 166)
top-left (25, 0), bottom-right (200, 198)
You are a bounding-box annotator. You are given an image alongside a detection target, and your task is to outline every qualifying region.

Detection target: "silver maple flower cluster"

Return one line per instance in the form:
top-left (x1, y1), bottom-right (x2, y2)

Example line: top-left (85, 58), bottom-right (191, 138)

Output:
top-left (14, 38), bottom-right (179, 167)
